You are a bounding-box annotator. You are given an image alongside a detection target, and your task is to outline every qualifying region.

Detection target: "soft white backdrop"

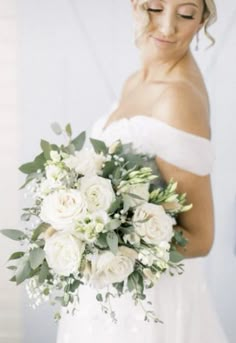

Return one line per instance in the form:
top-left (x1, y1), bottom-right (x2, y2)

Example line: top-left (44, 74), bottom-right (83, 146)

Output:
top-left (1, 0), bottom-right (235, 342)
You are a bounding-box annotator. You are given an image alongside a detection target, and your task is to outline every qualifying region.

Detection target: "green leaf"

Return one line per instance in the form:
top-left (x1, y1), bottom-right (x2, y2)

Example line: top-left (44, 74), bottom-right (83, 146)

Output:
top-left (51, 122), bottom-right (62, 135)
top-left (127, 271), bottom-right (143, 294)
top-left (112, 281), bottom-right (124, 295)
top-left (90, 138), bottom-right (108, 154)
top-left (65, 123), bottom-right (72, 137)
top-left (127, 273), bottom-right (136, 292)
top-left (29, 248), bottom-right (45, 270)
top-left (104, 219), bottom-right (121, 232)
top-left (15, 260), bottom-right (32, 285)
top-left (108, 197), bottom-right (122, 214)
top-left (96, 233), bottom-right (108, 249)
top-left (102, 161), bottom-right (116, 178)
top-left (40, 139), bottom-right (52, 160)
top-left (71, 131), bottom-right (86, 151)
top-left (106, 231), bottom-right (118, 255)
top-left (169, 250), bottom-right (184, 263)
top-left (19, 153), bottom-right (46, 174)
top-left (8, 252), bottom-right (25, 261)
top-left (96, 293), bottom-right (103, 302)
top-left (38, 262), bottom-right (49, 284)
top-left (21, 213), bottom-right (31, 222)
top-left (0, 229), bottom-right (26, 241)
top-left (69, 280), bottom-right (80, 293)
top-left (32, 223), bottom-right (50, 241)
top-left (7, 266), bottom-right (17, 271)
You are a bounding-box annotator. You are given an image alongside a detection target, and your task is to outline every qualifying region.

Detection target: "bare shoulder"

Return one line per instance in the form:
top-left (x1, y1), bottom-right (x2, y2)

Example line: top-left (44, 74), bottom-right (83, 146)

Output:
top-left (152, 81), bottom-right (211, 139)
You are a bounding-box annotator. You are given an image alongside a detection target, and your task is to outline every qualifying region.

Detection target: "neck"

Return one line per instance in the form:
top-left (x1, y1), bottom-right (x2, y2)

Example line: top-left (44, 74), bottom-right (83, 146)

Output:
top-left (139, 49), bottom-right (192, 83)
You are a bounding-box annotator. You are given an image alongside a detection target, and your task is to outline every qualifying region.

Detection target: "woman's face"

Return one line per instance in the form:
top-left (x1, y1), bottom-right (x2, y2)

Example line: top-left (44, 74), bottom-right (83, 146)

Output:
top-left (133, 0), bottom-right (205, 59)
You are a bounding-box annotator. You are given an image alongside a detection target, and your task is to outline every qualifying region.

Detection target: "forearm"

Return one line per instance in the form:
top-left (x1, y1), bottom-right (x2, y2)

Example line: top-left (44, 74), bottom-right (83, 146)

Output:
top-left (173, 225), bottom-right (212, 259)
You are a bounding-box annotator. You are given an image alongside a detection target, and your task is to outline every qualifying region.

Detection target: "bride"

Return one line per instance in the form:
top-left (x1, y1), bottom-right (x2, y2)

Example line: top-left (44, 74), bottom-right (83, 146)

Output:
top-left (57, 0), bottom-right (228, 341)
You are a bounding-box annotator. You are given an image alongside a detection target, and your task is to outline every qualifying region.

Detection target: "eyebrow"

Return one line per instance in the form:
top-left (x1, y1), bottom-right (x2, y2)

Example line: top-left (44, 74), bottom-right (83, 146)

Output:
top-left (159, 0), bottom-right (199, 8)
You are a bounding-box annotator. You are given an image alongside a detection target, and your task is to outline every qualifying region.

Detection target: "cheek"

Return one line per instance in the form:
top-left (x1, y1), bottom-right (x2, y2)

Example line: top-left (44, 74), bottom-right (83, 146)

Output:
top-left (180, 24), bottom-right (199, 43)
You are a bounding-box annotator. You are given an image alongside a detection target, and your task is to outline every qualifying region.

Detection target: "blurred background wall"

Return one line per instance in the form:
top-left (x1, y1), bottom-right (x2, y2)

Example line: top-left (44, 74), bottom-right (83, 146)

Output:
top-left (0, 0), bottom-right (235, 342)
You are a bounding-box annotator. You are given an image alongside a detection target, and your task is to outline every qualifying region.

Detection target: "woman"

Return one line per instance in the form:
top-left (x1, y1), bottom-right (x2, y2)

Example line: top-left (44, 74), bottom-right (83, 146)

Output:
top-left (57, 0), bottom-right (228, 341)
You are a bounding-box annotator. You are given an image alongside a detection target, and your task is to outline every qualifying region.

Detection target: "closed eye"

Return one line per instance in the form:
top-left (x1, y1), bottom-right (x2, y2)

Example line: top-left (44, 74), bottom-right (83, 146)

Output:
top-left (179, 14), bottom-right (194, 20)
top-left (147, 8), bottom-right (162, 13)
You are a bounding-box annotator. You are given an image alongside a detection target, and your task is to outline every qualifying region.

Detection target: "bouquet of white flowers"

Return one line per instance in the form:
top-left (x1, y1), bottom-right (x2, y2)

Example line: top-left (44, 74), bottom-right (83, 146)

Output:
top-left (1, 123), bottom-right (192, 323)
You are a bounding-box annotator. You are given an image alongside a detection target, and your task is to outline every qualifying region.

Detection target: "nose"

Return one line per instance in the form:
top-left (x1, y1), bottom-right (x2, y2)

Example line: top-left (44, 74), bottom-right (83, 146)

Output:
top-left (158, 13), bottom-right (176, 37)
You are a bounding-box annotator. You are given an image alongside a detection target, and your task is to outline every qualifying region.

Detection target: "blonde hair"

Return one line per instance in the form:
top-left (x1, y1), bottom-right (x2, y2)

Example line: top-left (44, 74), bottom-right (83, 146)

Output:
top-left (133, 0), bottom-right (217, 48)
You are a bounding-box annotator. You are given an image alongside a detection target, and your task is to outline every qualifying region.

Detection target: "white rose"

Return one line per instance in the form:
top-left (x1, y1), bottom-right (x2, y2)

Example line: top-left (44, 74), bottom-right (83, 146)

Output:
top-left (44, 232), bottom-right (85, 276)
top-left (40, 189), bottom-right (87, 230)
top-left (120, 183), bottom-right (149, 208)
top-left (63, 148), bottom-right (105, 176)
top-left (80, 175), bottom-right (115, 212)
top-left (133, 203), bottom-right (174, 245)
top-left (90, 246), bottom-right (137, 289)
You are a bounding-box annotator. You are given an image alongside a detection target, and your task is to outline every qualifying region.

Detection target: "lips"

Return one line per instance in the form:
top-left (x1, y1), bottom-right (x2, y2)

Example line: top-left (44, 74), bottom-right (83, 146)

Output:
top-left (152, 36), bottom-right (176, 44)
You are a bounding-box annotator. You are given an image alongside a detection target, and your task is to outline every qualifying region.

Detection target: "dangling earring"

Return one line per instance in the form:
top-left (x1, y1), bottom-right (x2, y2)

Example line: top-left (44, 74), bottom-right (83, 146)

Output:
top-left (195, 31), bottom-right (199, 51)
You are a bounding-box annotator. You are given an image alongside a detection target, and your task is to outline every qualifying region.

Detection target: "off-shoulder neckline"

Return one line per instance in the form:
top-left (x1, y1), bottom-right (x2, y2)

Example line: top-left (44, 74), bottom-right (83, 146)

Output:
top-left (102, 113), bottom-right (212, 144)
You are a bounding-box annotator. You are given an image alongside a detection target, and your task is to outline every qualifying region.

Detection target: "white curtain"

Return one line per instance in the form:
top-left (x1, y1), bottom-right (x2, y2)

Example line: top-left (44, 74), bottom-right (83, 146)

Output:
top-left (0, 1), bottom-right (22, 342)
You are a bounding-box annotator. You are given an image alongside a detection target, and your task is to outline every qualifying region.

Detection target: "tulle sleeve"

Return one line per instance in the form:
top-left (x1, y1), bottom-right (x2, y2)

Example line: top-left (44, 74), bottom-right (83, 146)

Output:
top-left (130, 116), bottom-right (216, 176)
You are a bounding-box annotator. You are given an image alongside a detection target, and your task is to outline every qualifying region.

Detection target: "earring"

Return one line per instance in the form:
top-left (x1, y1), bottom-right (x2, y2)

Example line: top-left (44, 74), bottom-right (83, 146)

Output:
top-left (195, 31), bottom-right (199, 51)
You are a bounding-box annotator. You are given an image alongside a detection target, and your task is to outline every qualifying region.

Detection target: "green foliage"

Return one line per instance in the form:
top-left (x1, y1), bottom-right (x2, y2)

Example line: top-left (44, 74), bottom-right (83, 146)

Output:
top-left (40, 140), bottom-right (52, 160)
top-left (51, 122), bottom-right (63, 135)
top-left (0, 229), bottom-right (26, 241)
top-left (96, 293), bottom-right (103, 302)
top-left (169, 250), bottom-right (184, 263)
top-left (71, 131), bottom-right (86, 151)
top-left (38, 261), bottom-right (49, 284)
top-left (31, 223), bottom-right (50, 241)
top-left (29, 248), bottom-right (45, 270)
top-left (96, 233), bottom-right (109, 249)
top-left (106, 231), bottom-right (119, 255)
top-left (65, 123), bottom-right (72, 138)
top-left (127, 271), bottom-right (144, 294)
top-left (90, 138), bottom-right (108, 154)
top-left (15, 259), bottom-right (32, 285)
top-left (19, 152), bottom-right (46, 174)
top-left (8, 251), bottom-right (25, 261)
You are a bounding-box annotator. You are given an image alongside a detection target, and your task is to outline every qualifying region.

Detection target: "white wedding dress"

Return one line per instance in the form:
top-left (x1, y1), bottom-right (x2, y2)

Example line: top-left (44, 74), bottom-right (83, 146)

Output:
top-left (56, 103), bottom-right (228, 343)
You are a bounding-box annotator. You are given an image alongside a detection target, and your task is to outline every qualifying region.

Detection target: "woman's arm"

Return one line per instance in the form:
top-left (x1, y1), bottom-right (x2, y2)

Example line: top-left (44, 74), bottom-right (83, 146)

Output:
top-left (153, 83), bottom-right (215, 258)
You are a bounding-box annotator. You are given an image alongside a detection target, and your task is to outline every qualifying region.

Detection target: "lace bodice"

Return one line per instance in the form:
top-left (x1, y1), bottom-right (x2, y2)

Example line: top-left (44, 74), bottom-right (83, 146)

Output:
top-left (90, 102), bottom-right (216, 176)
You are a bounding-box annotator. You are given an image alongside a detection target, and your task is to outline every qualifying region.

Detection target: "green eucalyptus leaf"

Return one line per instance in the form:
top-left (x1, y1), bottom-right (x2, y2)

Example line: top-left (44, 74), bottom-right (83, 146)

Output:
top-left (8, 251), bottom-right (25, 261)
top-left (29, 248), bottom-right (45, 270)
top-left (65, 123), bottom-right (72, 137)
top-left (40, 139), bottom-right (52, 160)
top-left (38, 262), bottom-right (49, 284)
top-left (32, 223), bottom-right (50, 241)
top-left (104, 219), bottom-right (121, 232)
top-left (15, 260), bottom-right (32, 285)
top-left (102, 161), bottom-right (116, 178)
top-left (96, 233), bottom-right (108, 249)
top-left (71, 131), bottom-right (86, 151)
top-left (0, 229), bottom-right (26, 241)
top-left (96, 293), bottom-right (103, 302)
top-left (90, 138), bottom-right (108, 154)
top-left (51, 122), bottom-right (62, 135)
top-left (19, 153), bottom-right (46, 174)
top-left (106, 231), bottom-right (119, 255)
top-left (169, 250), bottom-right (184, 263)
top-left (108, 197), bottom-right (122, 214)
